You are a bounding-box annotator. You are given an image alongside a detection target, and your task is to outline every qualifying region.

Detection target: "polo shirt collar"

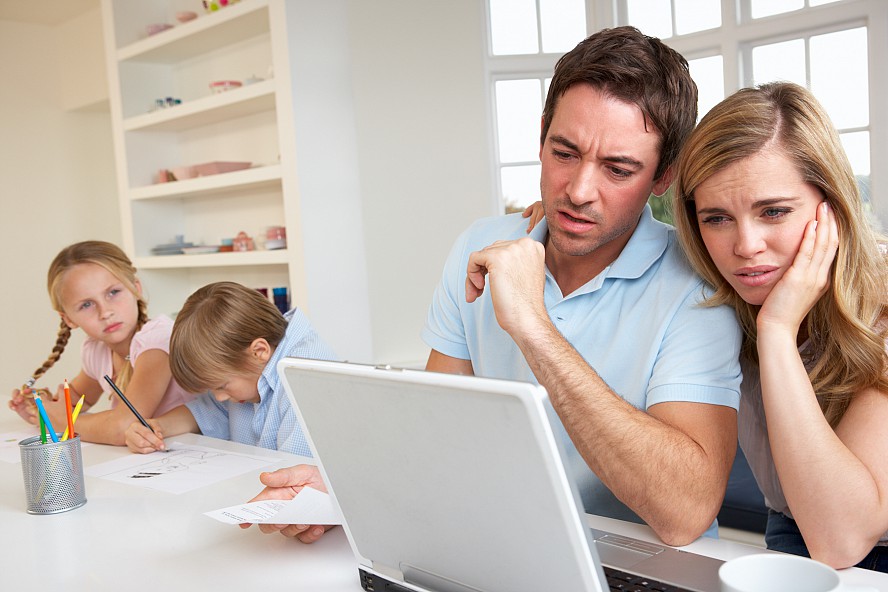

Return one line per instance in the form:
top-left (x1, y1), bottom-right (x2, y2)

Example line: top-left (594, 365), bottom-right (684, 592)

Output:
top-left (530, 203), bottom-right (669, 284)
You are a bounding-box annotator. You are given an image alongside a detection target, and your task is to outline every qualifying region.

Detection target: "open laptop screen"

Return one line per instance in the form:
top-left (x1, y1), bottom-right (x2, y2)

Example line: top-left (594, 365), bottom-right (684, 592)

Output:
top-left (279, 358), bottom-right (607, 592)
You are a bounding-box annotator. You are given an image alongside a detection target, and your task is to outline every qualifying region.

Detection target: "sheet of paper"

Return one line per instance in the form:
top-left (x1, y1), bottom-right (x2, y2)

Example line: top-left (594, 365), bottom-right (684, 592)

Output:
top-left (85, 442), bottom-right (277, 494)
top-left (0, 430), bottom-right (38, 463)
top-left (204, 486), bottom-right (343, 525)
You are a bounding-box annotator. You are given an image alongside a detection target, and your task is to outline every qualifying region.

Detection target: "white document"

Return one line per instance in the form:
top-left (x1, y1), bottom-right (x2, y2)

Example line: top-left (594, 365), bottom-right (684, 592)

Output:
top-left (0, 430), bottom-right (38, 463)
top-left (85, 442), bottom-right (277, 494)
top-left (204, 486), bottom-right (343, 525)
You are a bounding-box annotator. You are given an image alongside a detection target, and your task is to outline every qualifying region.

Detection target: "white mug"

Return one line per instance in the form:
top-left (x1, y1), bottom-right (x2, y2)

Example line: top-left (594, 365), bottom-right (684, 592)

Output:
top-left (719, 553), bottom-right (878, 592)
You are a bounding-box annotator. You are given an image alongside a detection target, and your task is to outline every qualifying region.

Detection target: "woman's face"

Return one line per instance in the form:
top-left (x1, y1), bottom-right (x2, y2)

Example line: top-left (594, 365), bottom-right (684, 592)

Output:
top-left (693, 146), bottom-right (825, 306)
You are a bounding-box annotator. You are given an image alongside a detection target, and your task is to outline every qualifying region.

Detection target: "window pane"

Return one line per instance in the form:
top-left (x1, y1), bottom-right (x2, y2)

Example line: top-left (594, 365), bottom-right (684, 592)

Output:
top-left (675, 0), bottom-right (721, 35)
top-left (496, 79), bottom-right (544, 163)
top-left (540, 0), bottom-right (586, 54)
top-left (751, 39), bottom-right (806, 87)
top-left (490, 0), bottom-right (538, 55)
top-left (750, 0), bottom-right (803, 19)
top-left (626, 0), bottom-right (672, 39)
top-left (810, 27), bottom-right (868, 129)
top-left (502, 165), bottom-right (542, 212)
top-left (840, 131), bottom-right (870, 176)
top-left (689, 55), bottom-right (724, 121)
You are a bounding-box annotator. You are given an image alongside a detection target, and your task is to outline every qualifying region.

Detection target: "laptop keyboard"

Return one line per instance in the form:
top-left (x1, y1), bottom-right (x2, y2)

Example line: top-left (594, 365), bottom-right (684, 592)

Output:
top-left (604, 566), bottom-right (694, 592)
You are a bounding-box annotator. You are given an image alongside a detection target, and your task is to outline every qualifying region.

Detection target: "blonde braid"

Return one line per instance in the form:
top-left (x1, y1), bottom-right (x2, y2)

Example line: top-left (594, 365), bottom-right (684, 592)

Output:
top-left (113, 299), bottom-right (149, 393)
top-left (30, 319), bottom-right (72, 384)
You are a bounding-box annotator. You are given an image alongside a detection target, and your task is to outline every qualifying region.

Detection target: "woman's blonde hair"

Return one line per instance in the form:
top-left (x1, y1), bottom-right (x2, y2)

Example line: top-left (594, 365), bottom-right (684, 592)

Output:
top-left (36, 241), bottom-right (148, 392)
top-left (169, 282), bottom-right (287, 393)
top-left (673, 81), bottom-right (888, 427)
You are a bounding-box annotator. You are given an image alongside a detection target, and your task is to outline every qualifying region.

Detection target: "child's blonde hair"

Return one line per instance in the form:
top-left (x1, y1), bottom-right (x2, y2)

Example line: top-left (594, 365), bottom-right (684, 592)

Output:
top-left (169, 282), bottom-right (288, 393)
top-left (35, 241), bottom-right (148, 392)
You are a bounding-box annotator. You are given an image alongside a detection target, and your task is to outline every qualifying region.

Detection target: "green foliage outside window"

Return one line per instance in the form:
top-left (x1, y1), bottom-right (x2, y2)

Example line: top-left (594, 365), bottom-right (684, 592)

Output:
top-left (648, 186), bottom-right (674, 226)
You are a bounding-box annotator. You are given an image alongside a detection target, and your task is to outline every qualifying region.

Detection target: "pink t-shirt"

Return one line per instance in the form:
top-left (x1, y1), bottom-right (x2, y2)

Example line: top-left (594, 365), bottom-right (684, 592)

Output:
top-left (81, 315), bottom-right (197, 416)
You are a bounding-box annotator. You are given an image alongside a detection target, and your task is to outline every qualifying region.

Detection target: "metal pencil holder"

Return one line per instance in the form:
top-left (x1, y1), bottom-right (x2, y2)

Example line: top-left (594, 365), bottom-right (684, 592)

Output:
top-left (19, 434), bottom-right (87, 515)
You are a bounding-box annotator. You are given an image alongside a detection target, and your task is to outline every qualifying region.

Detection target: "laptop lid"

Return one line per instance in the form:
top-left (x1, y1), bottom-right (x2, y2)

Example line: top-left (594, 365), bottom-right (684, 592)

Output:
top-left (279, 358), bottom-right (609, 592)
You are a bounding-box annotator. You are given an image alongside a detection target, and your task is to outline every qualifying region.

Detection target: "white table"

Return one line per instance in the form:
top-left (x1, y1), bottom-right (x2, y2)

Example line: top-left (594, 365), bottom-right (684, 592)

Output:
top-left (2, 411), bottom-right (886, 591)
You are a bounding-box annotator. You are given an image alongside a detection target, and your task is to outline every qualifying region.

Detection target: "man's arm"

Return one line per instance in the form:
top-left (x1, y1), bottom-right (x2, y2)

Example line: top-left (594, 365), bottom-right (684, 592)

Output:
top-left (466, 238), bottom-right (736, 546)
top-left (426, 350), bottom-right (474, 375)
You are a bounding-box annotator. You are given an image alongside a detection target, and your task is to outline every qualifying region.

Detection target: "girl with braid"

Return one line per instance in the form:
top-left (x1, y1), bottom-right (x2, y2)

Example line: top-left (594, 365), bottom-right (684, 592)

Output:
top-left (9, 241), bottom-right (198, 445)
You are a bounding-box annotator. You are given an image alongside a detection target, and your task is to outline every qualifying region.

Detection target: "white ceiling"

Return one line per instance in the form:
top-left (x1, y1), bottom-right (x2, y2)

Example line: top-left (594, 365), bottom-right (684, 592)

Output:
top-left (0, 0), bottom-right (99, 26)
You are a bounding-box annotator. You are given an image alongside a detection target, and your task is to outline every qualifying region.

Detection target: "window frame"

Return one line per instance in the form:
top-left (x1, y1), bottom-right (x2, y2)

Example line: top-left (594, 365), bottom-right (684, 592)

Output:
top-left (483, 0), bottom-right (888, 223)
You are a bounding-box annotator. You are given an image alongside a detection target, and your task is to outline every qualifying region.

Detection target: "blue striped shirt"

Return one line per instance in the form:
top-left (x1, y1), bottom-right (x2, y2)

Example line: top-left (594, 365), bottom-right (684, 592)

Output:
top-left (185, 309), bottom-right (338, 456)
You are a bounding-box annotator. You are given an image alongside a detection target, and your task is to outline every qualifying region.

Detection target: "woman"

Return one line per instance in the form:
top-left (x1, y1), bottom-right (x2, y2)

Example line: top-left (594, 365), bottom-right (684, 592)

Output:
top-left (673, 81), bottom-right (888, 571)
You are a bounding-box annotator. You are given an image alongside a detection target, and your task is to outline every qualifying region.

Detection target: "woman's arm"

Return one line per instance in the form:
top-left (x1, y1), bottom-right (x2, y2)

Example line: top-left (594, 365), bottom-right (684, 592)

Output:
top-left (758, 338), bottom-right (888, 568)
top-left (757, 202), bottom-right (888, 567)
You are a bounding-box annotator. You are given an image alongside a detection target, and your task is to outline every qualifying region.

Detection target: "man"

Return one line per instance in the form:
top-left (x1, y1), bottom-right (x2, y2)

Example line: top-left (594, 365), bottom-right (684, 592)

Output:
top-left (421, 26), bottom-right (741, 546)
top-left (245, 27), bottom-right (741, 547)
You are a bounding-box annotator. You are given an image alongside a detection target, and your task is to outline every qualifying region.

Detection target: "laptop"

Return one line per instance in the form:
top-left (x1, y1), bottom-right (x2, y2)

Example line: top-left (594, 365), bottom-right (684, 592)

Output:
top-left (278, 358), bottom-right (725, 592)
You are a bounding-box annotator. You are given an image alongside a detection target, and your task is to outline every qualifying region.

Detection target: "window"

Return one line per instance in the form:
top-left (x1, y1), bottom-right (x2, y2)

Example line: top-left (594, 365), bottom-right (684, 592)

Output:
top-left (486, 0), bottom-right (587, 213)
top-left (485, 0), bottom-right (887, 222)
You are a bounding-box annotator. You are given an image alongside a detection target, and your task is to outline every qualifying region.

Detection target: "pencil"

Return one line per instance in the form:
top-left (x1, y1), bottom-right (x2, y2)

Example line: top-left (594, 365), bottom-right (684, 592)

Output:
top-left (39, 413), bottom-right (46, 444)
top-left (33, 395), bottom-right (59, 443)
top-left (63, 380), bottom-right (74, 442)
top-left (22, 383), bottom-right (46, 443)
top-left (103, 375), bottom-right (156, 435)
top-left (62, 395), bottom-right (85, 441)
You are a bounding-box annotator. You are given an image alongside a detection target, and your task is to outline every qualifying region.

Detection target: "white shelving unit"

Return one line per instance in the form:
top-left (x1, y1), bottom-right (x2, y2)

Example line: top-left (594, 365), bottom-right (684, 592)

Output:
top-left (101, 0), bottom-right (373, 362)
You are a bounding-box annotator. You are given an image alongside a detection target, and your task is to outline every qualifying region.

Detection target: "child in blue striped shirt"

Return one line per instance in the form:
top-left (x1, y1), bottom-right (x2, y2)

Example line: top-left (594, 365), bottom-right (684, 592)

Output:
top-left (124, 281), bottom-right (337, 456)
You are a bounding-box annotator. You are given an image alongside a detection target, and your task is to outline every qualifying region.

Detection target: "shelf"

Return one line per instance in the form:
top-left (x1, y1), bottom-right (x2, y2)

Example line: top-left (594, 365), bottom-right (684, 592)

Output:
top-left (135, 248), bottom-right (289, 269)
top-left (130, 164), bottom-right (282, 200)
top-left (117, 0), bottom-right (270, 64)
top-left (123, 78), bottom-right (275, 132)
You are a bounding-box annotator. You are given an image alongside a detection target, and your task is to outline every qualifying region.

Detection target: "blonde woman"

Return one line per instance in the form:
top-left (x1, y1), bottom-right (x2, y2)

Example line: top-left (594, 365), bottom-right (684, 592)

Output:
top-left (673, 82), bottom-right (888, 571)
top-left (9, 241), bottom-right (197, 445)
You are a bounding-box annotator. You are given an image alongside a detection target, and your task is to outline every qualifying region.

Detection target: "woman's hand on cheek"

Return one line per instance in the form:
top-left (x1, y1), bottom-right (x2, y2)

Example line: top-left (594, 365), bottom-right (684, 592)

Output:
top-left (757, 201), bottom-right (839, 335)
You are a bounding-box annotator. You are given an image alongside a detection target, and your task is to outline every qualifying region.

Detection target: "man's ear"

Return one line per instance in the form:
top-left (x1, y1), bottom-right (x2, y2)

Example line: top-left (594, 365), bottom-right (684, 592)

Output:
top-left (538, 115), bottom-right (545, 160)
top-left (651, 165), bottom-right (675, 197)
top-left (249, 338), bottom-right (272, 364)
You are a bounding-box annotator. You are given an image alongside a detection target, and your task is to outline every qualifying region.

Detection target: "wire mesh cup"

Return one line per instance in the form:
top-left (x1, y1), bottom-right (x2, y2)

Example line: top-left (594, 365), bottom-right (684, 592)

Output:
top-left (19, 435), bottom-right (87, 515)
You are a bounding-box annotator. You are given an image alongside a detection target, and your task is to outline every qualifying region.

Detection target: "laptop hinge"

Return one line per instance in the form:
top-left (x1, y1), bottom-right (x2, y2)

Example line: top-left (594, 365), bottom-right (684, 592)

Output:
top-left (402, 563), bottom-right (484, 592)
top-left (371, 561), bottom-right (404, 583)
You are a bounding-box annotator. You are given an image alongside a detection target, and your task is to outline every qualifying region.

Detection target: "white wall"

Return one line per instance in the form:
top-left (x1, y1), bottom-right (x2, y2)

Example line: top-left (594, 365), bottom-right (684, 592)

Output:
top-left (0, 0), bottom-right (494, 399)
top-left (0, 16), bottom-right (119, 396)
top-left (348, 0), bottom-right (494, 365)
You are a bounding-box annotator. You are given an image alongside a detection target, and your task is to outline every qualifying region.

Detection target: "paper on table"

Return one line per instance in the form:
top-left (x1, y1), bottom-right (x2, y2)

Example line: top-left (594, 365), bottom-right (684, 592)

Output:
top-left (86, 442), bottom-right (277, 494)
top-left (0, 430), bottom-right (38, 463)
top-left (204, 486), bottom-right (343, 525)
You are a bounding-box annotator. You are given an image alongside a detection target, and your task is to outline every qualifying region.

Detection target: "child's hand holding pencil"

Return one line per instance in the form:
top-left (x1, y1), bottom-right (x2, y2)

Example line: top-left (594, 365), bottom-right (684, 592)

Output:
top-left (124, 419), bottom-right (166, 454)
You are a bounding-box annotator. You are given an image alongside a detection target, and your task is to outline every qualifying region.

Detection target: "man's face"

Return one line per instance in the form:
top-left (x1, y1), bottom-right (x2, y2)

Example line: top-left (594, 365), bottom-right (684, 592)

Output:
top-left (540, 84), bottom-right (667, 266)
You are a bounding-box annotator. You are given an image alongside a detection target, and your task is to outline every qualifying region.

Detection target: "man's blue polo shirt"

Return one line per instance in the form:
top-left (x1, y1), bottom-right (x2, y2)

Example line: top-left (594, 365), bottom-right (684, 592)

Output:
top-left (422, 205), bottom-right (742, 529)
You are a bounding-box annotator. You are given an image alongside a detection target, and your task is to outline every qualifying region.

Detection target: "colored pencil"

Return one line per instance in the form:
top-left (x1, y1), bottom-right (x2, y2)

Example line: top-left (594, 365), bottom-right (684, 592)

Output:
top-left (63, 380), bottom-right (74, 442)
top-left (33, 395), bottom-right (59, 443)
top-left (38, 413), bottom-right (47, 444)
top-left (103, 375), bottom-right (156, 435)
top-left (62, 395), bottom-right (85, 441)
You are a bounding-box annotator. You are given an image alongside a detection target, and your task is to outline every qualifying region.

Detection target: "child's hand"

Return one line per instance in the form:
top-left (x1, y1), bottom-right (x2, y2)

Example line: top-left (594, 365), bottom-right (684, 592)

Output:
top-left (125, 419), bottom-right (165, 453)
top-left (9, 388), bottom-right (42, 424)
top-left (521, 200), bottom-right (544, 233)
